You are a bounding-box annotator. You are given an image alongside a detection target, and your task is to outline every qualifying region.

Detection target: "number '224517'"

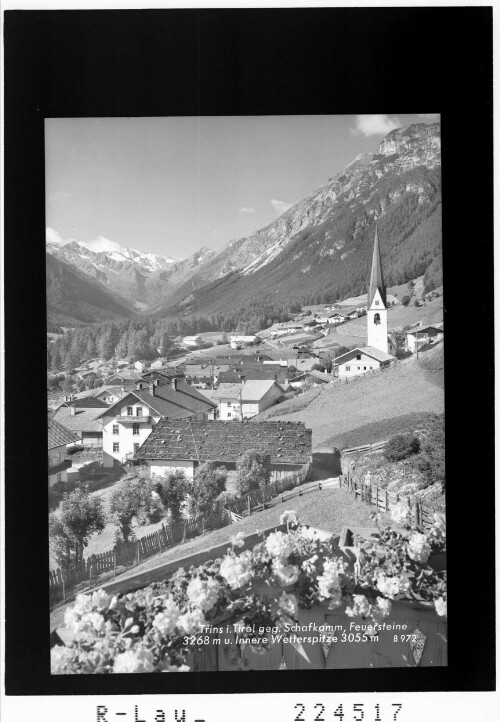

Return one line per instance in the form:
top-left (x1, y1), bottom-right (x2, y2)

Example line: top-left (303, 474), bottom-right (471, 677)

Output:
top-left (293, 703), bottom-right (403, 722)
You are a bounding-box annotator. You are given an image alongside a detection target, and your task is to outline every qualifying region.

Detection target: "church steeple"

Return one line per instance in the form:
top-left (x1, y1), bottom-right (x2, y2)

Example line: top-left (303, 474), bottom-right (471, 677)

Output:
top-left (368, 224), bottom-right (386, 308)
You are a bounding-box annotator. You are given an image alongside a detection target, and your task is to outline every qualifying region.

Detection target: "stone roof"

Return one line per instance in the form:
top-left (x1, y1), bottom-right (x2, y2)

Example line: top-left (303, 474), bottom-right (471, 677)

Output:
top-left (98, 381), bottom-right (216, 421)
top-left (52, 406), bottom-right (104, 433)
top-left (60, 397), bottom-right (109, 409)
top-left (135, 419), bottom-right (312, 465)
top-left (48, 417), bottom-right (79, 449)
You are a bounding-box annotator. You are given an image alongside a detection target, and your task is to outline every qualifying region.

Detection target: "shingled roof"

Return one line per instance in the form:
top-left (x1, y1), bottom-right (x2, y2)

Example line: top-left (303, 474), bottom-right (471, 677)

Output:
top-left (48, 417), bottom-right (79, 449)
top-left (52, 406), bottom-right (104, 433)
top-left (98, 381), bottom-right (216, 421)
top-left (135, 419), bottom-right (312, 465)
top-left (368, 225), bottom-right (387, 308)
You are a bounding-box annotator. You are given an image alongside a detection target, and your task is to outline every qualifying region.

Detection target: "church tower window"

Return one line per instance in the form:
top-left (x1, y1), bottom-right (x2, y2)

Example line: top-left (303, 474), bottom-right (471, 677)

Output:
top-left (374, 313), bottom-right (381, 325)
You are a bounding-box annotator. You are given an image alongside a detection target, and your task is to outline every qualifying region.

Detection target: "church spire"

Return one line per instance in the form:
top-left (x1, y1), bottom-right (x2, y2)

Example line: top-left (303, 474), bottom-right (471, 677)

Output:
top-left (368, 223), bottom-right (386, 307)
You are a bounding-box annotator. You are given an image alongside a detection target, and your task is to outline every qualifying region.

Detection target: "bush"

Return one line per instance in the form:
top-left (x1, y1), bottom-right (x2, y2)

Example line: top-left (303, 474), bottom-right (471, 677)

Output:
top-left (384, 433), bottom-right (421, 462)
top-left (401, 295), bottom-right (411, 306)
top-left (191, 462), bottom-right (227, 516)
top-left (395, 349), bottom-right (413, 360)
top-left (416, 421), bottom-right (445, 493)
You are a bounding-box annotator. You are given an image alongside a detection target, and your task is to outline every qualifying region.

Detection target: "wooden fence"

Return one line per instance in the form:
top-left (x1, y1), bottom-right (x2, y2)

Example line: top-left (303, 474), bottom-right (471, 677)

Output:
top-left (49, 463), bottom-right (312, 609)
top-left (339, 470), bottom-right (435, 530)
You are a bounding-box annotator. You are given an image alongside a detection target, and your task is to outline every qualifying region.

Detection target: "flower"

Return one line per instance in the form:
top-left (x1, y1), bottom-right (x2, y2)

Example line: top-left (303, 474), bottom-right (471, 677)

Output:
top-left (113, 647), bottom-right (155, 673)
top-left (91, 589), bottom-right (112, 611)
top-left (301, 554), bottom-right (318, 574)
top-left (391, 501), bottom-right (410, 524)
top-left (316, 558), bottom-right (344, 601)
top-left (219, 550), bottom-right (254, 589)
top-left (186, 576), bottom-right (220, 612)
top-left (230, 531), bottom-right (245, 548)
top-left (265, 531), bottom-right (294, 560)
top-left (434, 596), bottom-right (447, 617)
top-left (73, 593), bottom-right (93, 615)
top-left (152, 598), bottom-right (181, 638)
top-left (345, 594), bottom-right (371, 618)
top-left (375, 573), bottom-right (410, 599)
top-left (272, 559), bottom-right (300, 586)
top-left (176, 608), bottom-right (206, 635)
top-left (51, 645), bottom-right (79, 674)
top-left (407, 533), bottom-right (431, 564)
top-left (162, 663), bottom-right (190, 672)
top-left (432, 513), bottom-right (446, 538)
top-left (280, 510), bottom-right (299, 526)
top-left (278, 591), bottom-right (299, 619)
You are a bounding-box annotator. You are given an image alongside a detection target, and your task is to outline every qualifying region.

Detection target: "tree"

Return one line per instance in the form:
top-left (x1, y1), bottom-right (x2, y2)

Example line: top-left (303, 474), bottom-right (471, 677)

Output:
top-left (64, 350), bottom-right (80, 373)
top-left (190, 462), bottom-right (227, 516)
top-left (401, 295), bottom-right (411, 306)
top-left (49, 488), bottom-right (106, 567)
top-left (235, 450), bottom-right (271, 497)
top-left (109, 477), bottom-right (163, 543)
top-left (152, 470), bottom-right (190, 523)
top-left (62, 375), bottom-right (74, 394)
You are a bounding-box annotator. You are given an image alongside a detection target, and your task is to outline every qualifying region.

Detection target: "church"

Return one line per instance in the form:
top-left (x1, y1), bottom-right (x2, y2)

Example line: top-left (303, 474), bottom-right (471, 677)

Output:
top-left (335, 226), bottom-right (396, 379)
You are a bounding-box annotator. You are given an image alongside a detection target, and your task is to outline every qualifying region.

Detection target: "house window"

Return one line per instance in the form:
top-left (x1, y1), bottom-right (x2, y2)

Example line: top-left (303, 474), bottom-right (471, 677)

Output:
top-left (356, 354), bottom-right (361, 360)
top-left (133, 424), bottom-right (140, 435)
top-left (375, 300), bottom-right (380, 306)
top-left (357, 366), bottom-right (360, 370)
top-left (127, 406), bottom-right (133, 416)
top-left (113, 442), bottom-right (119, 453)
top-left (364, 366), bottom-right (366, 370)
top-left (374, 313), bottom-right (381, 325)
top-left (112, 424), bottom-right (119, 435)
top-left (136, 406), bottom-right (143, 417)
top-left (345, 366), bottom-right (350, 371)
top-left (227, 412), bottom-right (232, 418)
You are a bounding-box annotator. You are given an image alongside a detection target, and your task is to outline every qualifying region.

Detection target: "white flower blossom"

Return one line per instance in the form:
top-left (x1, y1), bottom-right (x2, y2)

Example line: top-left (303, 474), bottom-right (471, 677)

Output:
top-left (272, 559), bottom-right (300, 586)
top-left (265, 531), bottom-right (294, 560)
top-left (91, 589), bottom-right (112, 611)
top-left (73, 593), bottom-right (93, 615)
top-left (51, 645), bottom-right (79, 674)
top-left (219, 550), bottom-right (254, 589)
top-left (345, 594), bottom-right (371, 618)
top-left (279, 510), bottom-right (299, 526)
top-left (376, 573), bottom-right (410, 599)
top-left (186, 576), bottom-right (220, 612)
top-left (278, 592), bottom-right (299, 619)
top-left (434, 597), bottom-right (447, 617)
top-left (391, 501), bottom-right (410, 524)
top-left (152, 599), bottom-right (181, 638)
top-left (407, 533), bottom-right (431, 564)
top-left (176, 608), bottom-right (206, 635)
top-left (230, 531), bottom-right (245, 548)
top-left (113, 647), bottom-right (155, 673)
top-left (162, 664), bottom-right (190, 672)
top-left (316, 558), bottom-right (344, 601)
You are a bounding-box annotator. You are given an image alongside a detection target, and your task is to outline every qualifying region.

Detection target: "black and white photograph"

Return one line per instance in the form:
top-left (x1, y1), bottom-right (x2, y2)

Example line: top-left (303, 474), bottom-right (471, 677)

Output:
top-left (46, 114), bottom-right (447, 673)
top-left (2, 4), bottom-right (495, 715)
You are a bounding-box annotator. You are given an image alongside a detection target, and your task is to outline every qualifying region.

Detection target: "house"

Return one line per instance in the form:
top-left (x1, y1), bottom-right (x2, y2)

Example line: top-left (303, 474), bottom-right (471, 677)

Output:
top-left (316, 311), bottom-right (347, 325)
top-left (288, 369), bottom-right (331, 389)
top-left (134, 418), bottom-right (312, 482)
top-left (229, 335), bottom-right (258, 347)
top-left (405, 325), bottom-right (444, 352)
top-left (98, 379), bottom-right (217, 467)
top-left (51, 404), bottom-right (105, 447)
top-left (48, 417), bottom-right (79, 486)
top-left (335, 347), bottom-right (395, 379)
top-left (185, 364), bottom-right (230, 384)
top-left (134, 360), bottom-right (151, 372)
top-left (150, 358), bottom-right (167, 369)
top-left (183, 335), bottom-right (202, 348)
top-left (94, 386), bottom-right (125, 405)
top-left (279, 332), bottom-right (323, 347)
top-left (213, 380), bottom-right (283, 420)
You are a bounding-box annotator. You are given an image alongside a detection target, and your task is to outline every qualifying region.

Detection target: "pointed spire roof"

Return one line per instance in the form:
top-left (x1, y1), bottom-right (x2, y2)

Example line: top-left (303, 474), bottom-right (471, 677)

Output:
top-left (368, 224), bottom-right (386, 307)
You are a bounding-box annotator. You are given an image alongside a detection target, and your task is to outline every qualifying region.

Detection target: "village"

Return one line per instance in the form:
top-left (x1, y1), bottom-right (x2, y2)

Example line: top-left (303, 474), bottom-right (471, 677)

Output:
top-left (48, 226), bottom-right (446, 672)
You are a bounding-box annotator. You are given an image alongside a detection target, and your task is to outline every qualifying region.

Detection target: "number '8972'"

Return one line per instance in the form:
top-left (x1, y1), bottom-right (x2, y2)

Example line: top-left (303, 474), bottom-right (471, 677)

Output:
top-left (293, 703), bottom-right (403, 722)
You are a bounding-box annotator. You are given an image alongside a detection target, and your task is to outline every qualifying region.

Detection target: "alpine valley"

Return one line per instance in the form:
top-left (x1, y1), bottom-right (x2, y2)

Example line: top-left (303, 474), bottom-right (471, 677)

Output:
top-left (47, 122), bottom-right (442, 327)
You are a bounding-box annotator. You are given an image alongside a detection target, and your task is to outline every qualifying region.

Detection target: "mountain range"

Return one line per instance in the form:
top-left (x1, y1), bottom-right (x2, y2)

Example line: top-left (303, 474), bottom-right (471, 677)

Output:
top-left (47, 122), bottom-right (442, 326)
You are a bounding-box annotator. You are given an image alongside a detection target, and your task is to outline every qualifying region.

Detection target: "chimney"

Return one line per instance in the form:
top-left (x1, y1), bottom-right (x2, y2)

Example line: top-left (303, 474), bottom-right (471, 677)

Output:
top-left (136, 382), bottom-right (143, 390)
top-left (70, 404), bottom-right (76, 416)
top-left (149, 379), bottom-right (158, 396)
top-left (172, 378), bottom-right (178, 391)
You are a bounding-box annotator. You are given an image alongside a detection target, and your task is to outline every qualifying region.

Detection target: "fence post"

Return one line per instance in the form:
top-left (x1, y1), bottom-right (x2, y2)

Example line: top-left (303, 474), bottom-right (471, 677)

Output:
top-left (62, 576), bottom-right (65, 602)
top-left (376, 486), bottom-right (379, 510)
top-left (385, 489), bottom-right (389, 512)
top-left (113, 550), bottom-right (116, 577)
top-left (183, 523), bottom-right (187, 543)
top-left (248, 495), bottom-right (251, 516)
top-left (89, 562), bottom-right (92, 590)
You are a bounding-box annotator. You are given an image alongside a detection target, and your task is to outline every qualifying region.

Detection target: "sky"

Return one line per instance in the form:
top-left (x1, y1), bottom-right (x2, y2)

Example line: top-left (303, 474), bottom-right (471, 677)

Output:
top-left (46, 113), bottom-right (439, 260)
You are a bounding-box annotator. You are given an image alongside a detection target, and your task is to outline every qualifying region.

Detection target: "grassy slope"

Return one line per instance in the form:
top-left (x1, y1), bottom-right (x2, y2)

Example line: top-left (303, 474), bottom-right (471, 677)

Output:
top-left (256, 344), bottom-right (444, 450)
